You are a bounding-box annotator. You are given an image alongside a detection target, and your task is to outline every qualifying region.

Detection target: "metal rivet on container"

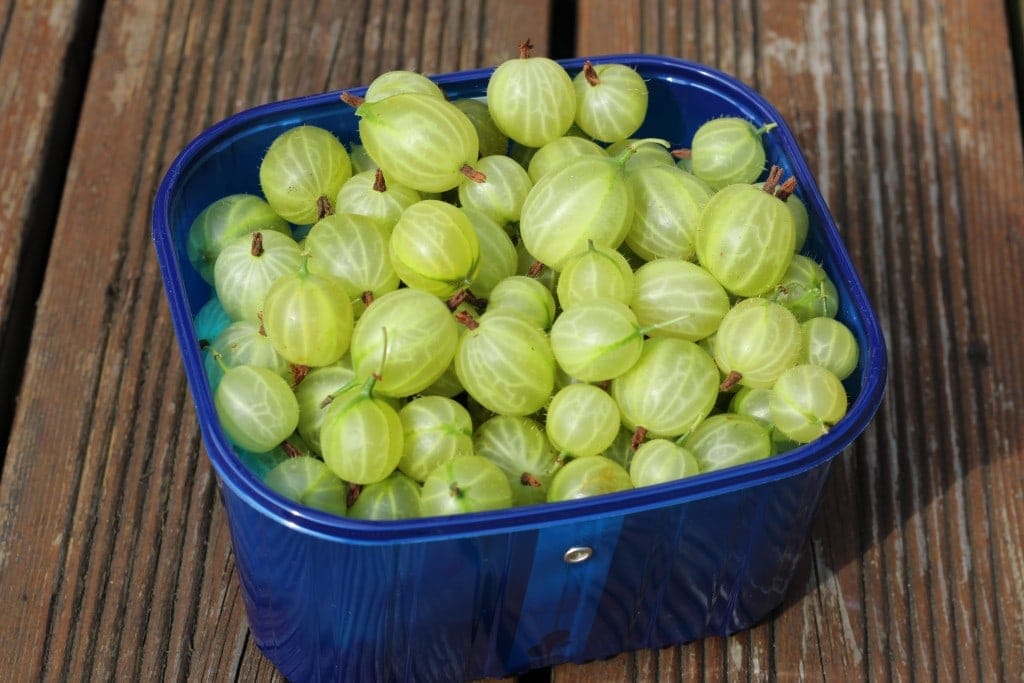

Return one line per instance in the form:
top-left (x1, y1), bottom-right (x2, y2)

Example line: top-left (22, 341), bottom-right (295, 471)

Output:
top-left (563, 546), bottom-right (593, 564)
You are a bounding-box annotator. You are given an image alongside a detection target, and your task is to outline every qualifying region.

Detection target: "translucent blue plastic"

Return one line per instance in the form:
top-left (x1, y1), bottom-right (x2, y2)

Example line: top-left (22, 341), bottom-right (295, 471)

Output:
top-left (152, 55), bottom-right (887, 682)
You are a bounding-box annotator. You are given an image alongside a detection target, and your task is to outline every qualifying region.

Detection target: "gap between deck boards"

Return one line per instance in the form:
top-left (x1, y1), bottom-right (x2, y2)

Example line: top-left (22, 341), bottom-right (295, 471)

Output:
top-left (0, 2), bottom-right (104, 470)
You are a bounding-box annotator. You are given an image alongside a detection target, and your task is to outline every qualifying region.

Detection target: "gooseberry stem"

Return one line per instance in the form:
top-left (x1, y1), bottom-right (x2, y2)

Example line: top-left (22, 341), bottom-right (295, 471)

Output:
top-left (319, 378), bottom-right (359, 409)
top-left (719, 370), bottom-right (742, 392)
top-left (347, 483), bottom-right (363, 508)
top-left (527, 260), bottom-right (545, 278)
top-left (630, 426), bottom-right (648, 451)
top-left (250, 231), bottom-right (264, 257)
top-left (776, 176), bottom-right (798, 201)
top-left (611, 138), bottom-right (671, 167)
top-left (762, 164), bottom-right (798, 200)
top-left (340, 91), bottom-right (365, 108)
top-left (210, 349), bottom-right (230, 374)
top-left (518, 38), bottom-right (533, 59)
top-left (762, 165), bottom-right (784, 195)
top-left (373, 168), bottom-right (387, 192)
top-left (446, 288), bottom-right (470, 310)
top-left (460, 163), bottom-right (487, 183)
top-left (297, 251), bottom-right (311, 277)
top-left (290, 364), bottom-right (310, 388)
top-left (317, 195), bottom-right (334, 220)
top-left (280, 440), bottom-right (304, 458)
top-left (363, 327), bottom-right (389, 396)
top-left (583, 60), bottom-right (600, 86)
top-left (520, 472), bottom-right (542, 488)
top-left (454, 309), bottom-right (479, 330)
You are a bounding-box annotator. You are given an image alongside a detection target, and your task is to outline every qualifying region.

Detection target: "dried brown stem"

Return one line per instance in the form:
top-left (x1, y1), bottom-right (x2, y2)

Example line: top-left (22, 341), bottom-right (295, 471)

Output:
top-left (290, 364), bottom-right (310, 388)
top-left (373, 168), bottom-right (387, 192)
top-left (719, 370), bottom-right (743, 392)
top-left (454, 309), bottom-right (479, 330)
top-left (520, 472), bottom-right (542, 488)
top-left (527, 260), bottom-right (544, 278)
top-left (670, 148), bottom-right (692, 159)
top-left (630, 426), bottom-right (648, 451)
top-left (762, 165), bottom-right (784, 195)
top-left (460, 163), bottom-right (487, 183)
top-left (776, 177), bottom-right (798, 201)
top-left (446, 288), bottom-right (470, 310)
top-left (316, 195), bottom-right (334, 220)
top-left (583, 60), bottom-right (600, 86)
top-left (347, 483), bottom-right (363, 508)
top-left (518, 38), bottom-right (534, 59)
top-left (340, 91), bottom-right (365, 108)
top-left (361, 291), bottom-right (375, 308)
top-left (250, 231), bottom-right (264, 257)
top-left (280, 440), bottom-right (304, 458)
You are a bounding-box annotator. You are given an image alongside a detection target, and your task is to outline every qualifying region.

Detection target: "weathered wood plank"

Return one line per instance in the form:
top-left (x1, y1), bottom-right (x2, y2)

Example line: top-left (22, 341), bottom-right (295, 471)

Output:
top-left (0, 1), bottom-right (551, 681)
top-left (568, 0), bottom-right (1024, 680)
top-left (0, 0), bottom-right (99, 459)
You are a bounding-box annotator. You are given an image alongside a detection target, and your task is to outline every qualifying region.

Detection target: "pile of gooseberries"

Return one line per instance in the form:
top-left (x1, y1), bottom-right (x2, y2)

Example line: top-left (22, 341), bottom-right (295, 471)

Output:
top-left (188, 43), bottom-right (859, 520)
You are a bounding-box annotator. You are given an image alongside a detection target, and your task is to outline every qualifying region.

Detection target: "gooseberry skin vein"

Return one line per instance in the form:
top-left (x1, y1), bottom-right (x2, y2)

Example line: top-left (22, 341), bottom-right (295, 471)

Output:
top-left (626, 164), bottom-right (712, 262)
top-left (214, 365), bottom-right (299, 454)
top-left (356, 94), bottom-right (480, 194)
top-left (690, 117), bottom-right (773, 190)
top-left (214, 230), bottom-right (303, 324)
top-left (320, 385), bottom-right (405, 485)
top-left (519, 155), bottom-right (634, 271)
top-left (258, 125), bottom-right (352, 224)
top-left (455, 314), bottom-right (555, 417)
top-left (713, 297), bottom-right (802, 390)
top-left (572, 62), bottom-right (649, 143)
top-left (610, 336), bottom-right (720, 439)
top-left (261, 267), bottom-right (354, 368)
top-left (187, 194), bottom-right (290, 284)
top-left (769, 364), bottom-right (849, 443)
top-left (683, 413), bottom-right (772, 472)
top-left (349, 288), bottom-right (459, 398)
top-left (389, 200), bottom-right (480, 297)
top-left (548, 299), bottom-right (644, 382)
top-left (696, 183), bottom-right (796, 298)
top-left (546, 383), bottom-right (620, 458)
top-left (486, 50), bottom-right (577, 148)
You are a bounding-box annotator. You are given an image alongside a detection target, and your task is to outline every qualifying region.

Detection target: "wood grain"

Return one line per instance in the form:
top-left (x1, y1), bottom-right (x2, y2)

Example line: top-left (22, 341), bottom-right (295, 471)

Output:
top-left (0, 0), bottom-right (99, 460)
top-left (0, 1), bottom-right (550, 681)
top-left (569, 0), bottom-right (1024, 679)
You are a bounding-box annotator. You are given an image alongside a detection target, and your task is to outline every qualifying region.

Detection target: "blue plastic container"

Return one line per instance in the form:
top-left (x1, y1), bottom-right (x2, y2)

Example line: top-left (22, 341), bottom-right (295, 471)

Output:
top-left (153, 55), bottom-right (886, 681)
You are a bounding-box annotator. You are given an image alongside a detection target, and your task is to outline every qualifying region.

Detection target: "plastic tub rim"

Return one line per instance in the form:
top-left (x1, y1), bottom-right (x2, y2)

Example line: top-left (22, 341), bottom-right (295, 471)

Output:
top-left (152, 53), bottom-right (887, 545)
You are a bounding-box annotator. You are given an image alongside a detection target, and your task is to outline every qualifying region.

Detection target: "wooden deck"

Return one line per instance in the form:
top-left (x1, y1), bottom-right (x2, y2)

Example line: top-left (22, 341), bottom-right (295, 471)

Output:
top-left (1, 1), bottom-right (1022, 680)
